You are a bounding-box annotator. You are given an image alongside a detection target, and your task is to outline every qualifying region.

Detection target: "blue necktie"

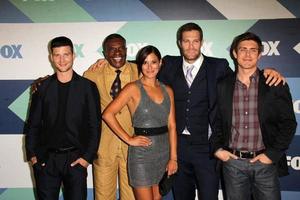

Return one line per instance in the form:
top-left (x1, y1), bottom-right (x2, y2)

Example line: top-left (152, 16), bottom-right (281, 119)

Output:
top-left (185, 65), bottom-right (194, 87)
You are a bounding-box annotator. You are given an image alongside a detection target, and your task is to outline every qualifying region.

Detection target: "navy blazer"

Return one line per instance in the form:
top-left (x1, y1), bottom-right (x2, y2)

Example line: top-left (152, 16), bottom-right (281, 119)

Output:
top-left (159, 55), bottom-right (232, 143)
top-left (210, 70), bottom-right (297, 176)
top-left (25, 71), bottom-right (101, 163)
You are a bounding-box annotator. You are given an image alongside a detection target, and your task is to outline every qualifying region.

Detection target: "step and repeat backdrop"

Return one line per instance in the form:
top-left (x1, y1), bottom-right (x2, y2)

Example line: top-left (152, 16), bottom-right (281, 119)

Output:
top-left (0, 0), bottom-right (299, 199)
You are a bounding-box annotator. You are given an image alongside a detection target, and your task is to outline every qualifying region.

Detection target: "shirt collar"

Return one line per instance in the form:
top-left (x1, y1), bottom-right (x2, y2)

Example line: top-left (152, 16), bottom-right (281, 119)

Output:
top-left (182, 54), bottom-right (204, 69)
top-left (107, 61), bottom-right (132, 74)
top-left (250, 69), bottom-right (259, 82)
top-left (236, 69), bottom-right (259, 85)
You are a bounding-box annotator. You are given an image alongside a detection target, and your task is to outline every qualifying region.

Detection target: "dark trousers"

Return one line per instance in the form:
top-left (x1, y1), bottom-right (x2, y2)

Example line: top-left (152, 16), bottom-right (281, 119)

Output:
top-left (33, 150), bottom-right (87, 200)
top-left (223, 159), bottom-right (280, 200)
top-left (173, 135), bottom-right (219, 200)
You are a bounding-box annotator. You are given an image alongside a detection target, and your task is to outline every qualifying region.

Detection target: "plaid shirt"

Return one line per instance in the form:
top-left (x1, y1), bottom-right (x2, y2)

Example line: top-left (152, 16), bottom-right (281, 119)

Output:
top-left (230, 70), bottom-right (265, 151)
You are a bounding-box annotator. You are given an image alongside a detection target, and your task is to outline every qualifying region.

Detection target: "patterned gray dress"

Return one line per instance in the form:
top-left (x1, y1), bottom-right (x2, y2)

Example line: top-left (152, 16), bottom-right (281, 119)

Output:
top-left (128, 79), bottom-right (171, 187)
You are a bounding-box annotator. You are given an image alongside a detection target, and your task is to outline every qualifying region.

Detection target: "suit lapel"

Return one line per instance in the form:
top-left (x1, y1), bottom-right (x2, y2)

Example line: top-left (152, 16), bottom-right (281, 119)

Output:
top-left (204, 57), bottom-right (216, 110)
top-left (170, 57), bottom-right (188, 88)
top-left (179, 64), bottom-right (189, 88)
top-left (190, 60), bottom-right (207, 88)
top-left (103, 64), bottom-right (114, 101)
top-left (223, 74), bottom-right (235, 130)
top-left (121, 62), bottom-right (134, 87)
top-left (258, 71), bottom-right (268, 121)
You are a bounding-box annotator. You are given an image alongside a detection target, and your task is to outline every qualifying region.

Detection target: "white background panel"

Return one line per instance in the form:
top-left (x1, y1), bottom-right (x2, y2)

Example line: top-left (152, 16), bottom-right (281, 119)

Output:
top-left (0, 22), bottom-right (126, 80)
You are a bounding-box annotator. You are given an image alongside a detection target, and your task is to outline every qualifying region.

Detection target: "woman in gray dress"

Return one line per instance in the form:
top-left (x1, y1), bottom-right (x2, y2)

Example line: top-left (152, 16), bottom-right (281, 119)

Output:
top-left (103, 45), bottom-right (177, 200)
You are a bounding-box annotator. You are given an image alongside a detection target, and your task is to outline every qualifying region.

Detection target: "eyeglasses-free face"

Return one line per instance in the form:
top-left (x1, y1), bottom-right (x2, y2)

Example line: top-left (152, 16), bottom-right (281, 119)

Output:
top-left (104, 38), bottom-right (127, 69)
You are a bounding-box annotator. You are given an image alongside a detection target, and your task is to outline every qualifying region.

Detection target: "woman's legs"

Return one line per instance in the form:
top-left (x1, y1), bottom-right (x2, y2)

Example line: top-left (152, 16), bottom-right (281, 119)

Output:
top-left (133, 184), bottom-right (161, 200)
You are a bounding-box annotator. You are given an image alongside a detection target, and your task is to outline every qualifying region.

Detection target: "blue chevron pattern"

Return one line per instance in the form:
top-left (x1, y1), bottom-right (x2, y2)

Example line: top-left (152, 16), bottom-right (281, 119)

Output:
top-left (0, 80), bottom-right (32, 133)
top-left (0, 0), bottom-right (297, 22)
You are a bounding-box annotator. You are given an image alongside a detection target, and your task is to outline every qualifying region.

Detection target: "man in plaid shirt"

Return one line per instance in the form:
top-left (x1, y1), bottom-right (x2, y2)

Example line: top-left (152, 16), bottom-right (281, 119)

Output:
top-left (210, 32), bottom-right (297, 200)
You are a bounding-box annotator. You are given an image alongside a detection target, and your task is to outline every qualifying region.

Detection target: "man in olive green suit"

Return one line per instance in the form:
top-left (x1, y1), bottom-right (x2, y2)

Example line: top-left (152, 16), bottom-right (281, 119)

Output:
top-left (84, 34), bottom-right (138, 200)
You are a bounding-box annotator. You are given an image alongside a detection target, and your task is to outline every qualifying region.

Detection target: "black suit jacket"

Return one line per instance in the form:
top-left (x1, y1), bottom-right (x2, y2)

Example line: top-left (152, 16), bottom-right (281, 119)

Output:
top-left (25, 71), bottom-right (101, 163)
top-left (159, 55), bottom-right (232, 142)
top-left (210, 70), bottom-right (297, 176)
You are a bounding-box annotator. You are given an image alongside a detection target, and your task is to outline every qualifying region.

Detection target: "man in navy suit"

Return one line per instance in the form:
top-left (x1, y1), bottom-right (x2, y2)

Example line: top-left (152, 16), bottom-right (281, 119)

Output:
top-left (158, 23), bottom-right (284, 200)
top-left (210, 32), bottom-right (296, 200)
top-left (25, 36), bottom-right (101, 200)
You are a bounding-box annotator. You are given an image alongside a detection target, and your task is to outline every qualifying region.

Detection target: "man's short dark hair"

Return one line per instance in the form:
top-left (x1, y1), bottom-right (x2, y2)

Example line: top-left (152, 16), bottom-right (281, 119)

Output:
top-left (230, 32), bottom-right (263, 67)
top-left (102, 33), bottom-right (126, 52)
top-left (49, 36), bottom-right (73, 53)
top-left (176, 22), bottom-right (203, 45)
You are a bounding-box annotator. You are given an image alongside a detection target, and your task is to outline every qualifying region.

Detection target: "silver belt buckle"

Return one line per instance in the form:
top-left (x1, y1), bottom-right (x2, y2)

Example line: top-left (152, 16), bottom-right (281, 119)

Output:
top-left (239, 151), bottom-right (248, 159)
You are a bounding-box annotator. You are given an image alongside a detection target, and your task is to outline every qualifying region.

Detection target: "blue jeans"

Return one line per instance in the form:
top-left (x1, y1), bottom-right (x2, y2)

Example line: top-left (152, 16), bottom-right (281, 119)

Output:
top-left (223, 158), bottom-right (280, 200)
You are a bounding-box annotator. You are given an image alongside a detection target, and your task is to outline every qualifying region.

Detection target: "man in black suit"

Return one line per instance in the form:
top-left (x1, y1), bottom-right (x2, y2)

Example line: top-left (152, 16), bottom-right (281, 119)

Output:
top-left (25, 36), bottom-right (101, 200)
top-left (210, 32), bottom-right (296, 200)
top-left (158, 23), bottom-right (285, 200)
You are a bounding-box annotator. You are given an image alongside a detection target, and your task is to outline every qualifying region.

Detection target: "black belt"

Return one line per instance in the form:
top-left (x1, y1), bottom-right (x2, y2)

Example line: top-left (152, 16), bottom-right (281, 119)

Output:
top-left (134, 126), bottom-right (168, 136)
top-left (48, 146), bottom-right (77, 154)
top-left (229, 149), bottom-right (265, 159)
